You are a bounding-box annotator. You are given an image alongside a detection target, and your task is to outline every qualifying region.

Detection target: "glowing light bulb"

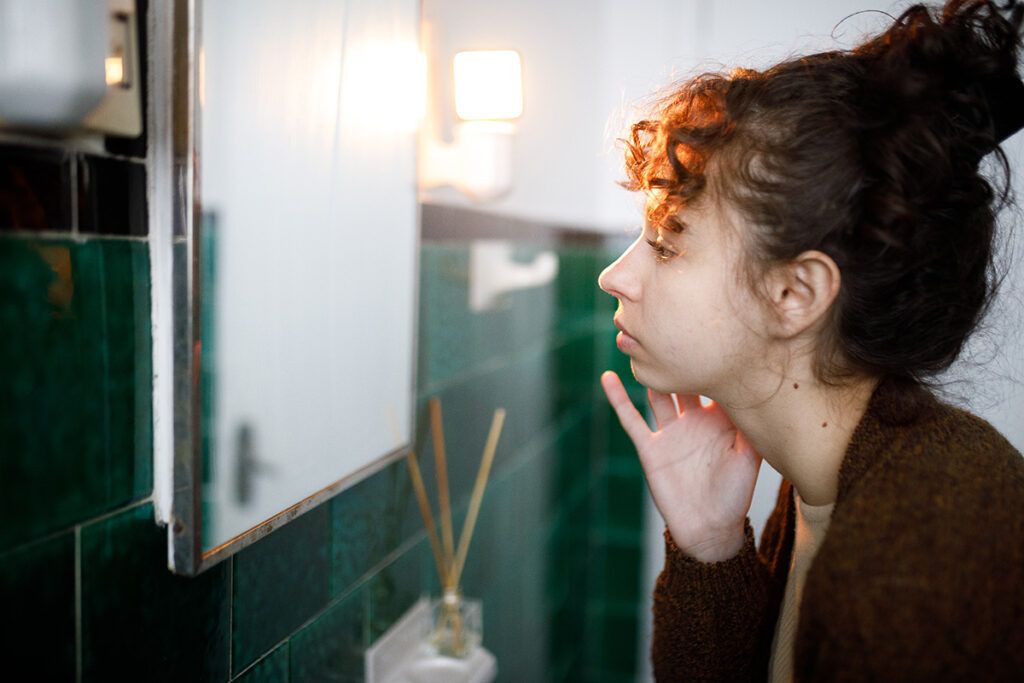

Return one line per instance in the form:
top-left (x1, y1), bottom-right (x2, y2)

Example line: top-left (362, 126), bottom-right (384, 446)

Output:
top-left (105, 56), bottom-right (124, 86)
top-left (453, 50), bottom-right (523, 121)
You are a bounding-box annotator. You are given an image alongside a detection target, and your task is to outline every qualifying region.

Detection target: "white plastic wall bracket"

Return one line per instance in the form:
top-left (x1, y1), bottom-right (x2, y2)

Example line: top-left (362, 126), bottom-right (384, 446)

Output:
top-left (468, 239), bottom-right (559, 312)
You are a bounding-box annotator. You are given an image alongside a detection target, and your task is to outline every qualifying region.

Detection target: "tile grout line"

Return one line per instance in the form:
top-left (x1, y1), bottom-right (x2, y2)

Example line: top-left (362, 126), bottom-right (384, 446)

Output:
top-left (75, 525), bottom-right (82, 683)
top-left (0, 496), bottom-right (154, 561)
top-left (230, 523), bottom-right (427, 681)
top-left (299, 530), bottom-right (427, 651)
top-left (418, 322), bottom-right (603, 399)
top-left (0, 230), bottom-right (150, 243)
top-left (229, 640), bottom-right (286, 681)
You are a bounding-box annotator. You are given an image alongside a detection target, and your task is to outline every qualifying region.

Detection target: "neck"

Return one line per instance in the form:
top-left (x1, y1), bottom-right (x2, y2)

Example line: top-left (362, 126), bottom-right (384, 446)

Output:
top-left (715, 373), bottom-right (880, 506)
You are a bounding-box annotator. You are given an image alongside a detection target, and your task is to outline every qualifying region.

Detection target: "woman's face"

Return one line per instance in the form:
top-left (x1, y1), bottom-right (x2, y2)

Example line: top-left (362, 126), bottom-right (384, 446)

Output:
top-left (598, 198), bottom-right (771, 398)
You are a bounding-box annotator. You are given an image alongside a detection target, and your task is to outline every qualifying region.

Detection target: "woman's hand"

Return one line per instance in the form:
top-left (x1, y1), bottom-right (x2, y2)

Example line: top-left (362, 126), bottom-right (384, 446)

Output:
top-left (600, 370), bottom-right (762, 562)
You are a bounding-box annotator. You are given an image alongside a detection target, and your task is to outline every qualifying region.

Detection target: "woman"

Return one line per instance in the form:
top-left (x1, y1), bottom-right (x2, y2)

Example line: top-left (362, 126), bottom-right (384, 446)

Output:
top-left (597, 1), bottom-right (1024, 680)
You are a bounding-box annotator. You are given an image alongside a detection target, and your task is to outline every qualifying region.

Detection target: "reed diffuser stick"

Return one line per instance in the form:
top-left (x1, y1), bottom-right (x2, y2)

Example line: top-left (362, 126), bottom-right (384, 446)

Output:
top-left (404, 451), bottom-right (449, 589)
top-left (429, 398), bottom-right (456, 587)
top-left (451, 408), bottom-right (506, 590)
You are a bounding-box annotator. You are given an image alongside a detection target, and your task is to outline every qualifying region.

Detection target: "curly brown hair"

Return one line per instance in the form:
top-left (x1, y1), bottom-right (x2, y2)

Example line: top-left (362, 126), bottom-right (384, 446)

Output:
top-left (622, 0), bottom-right (1023, 393)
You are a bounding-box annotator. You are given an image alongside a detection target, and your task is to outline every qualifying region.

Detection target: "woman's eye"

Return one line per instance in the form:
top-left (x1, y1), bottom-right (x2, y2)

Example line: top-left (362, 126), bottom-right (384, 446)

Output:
top-left (645, 237), bottom-right (676, 263)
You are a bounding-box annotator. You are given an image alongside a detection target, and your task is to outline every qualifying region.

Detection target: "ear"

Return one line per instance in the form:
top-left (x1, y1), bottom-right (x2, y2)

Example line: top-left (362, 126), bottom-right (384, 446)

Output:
top-left (765, 250), bottom-right (841, 338)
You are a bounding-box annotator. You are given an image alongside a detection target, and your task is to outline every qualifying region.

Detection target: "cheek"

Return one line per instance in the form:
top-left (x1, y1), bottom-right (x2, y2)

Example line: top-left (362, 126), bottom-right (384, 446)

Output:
top-left (661, 277), bottom-right (755, 358)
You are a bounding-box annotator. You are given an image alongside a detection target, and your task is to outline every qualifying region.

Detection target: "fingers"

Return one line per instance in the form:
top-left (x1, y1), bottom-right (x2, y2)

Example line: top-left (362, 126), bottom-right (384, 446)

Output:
top-left (675, 393), bottom-right (703, 413)
top-left (647, 388), bottom-right (679, 429)
top-left (600, 371), bottom-right (651, 445)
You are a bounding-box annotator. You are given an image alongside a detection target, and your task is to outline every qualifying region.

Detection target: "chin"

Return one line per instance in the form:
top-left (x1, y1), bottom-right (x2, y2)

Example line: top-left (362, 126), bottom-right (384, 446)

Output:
top-left (631, 361), bottom-right (700, 396)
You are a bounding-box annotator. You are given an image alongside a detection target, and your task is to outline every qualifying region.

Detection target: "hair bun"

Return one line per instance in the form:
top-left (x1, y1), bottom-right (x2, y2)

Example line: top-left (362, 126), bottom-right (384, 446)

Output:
top-left (852, 0), bottom-right (1024, 161)
top-left (979, 1), bottom-right (1024, 145)
top-left (979, 69), bottom-right (1024, 144)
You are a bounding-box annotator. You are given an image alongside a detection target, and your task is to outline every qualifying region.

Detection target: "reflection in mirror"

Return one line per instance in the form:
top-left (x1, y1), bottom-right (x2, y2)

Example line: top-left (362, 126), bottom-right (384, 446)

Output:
top-left (167, 0), bottom-right (421, 569)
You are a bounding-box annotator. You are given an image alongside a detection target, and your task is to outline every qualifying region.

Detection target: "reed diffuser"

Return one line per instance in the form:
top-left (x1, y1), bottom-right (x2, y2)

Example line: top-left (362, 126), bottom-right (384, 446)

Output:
top-left (405, 397), bottom-right (505, 658)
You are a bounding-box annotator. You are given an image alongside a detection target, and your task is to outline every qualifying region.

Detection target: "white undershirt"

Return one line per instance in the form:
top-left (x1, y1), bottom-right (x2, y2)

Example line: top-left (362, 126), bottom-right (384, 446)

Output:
top-left (768, 490), bottom-right (836, 683)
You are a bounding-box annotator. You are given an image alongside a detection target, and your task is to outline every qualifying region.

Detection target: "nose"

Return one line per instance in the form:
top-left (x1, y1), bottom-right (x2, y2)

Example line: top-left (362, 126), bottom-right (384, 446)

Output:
top-left (598, 243), bottom-right (641, 302)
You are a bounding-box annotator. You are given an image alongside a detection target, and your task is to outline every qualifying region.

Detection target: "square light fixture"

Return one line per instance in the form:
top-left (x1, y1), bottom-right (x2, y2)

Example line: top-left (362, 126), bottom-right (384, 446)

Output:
top-left (453, 50), bottom-right (523, 121)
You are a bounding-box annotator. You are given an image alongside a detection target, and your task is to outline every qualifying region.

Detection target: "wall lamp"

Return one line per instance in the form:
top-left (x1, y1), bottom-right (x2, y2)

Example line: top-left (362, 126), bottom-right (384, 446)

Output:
top-left (420, 49), bottom-right (523, 202)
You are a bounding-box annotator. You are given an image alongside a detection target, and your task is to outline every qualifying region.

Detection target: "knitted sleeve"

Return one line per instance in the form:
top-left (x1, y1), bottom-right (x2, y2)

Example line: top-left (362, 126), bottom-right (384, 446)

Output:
top-left (651, 518), bottom-right (777, 682)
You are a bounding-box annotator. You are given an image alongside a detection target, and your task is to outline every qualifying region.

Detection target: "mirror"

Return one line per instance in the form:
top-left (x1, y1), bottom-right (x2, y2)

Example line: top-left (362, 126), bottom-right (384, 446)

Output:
top-left (157, 0), bottom-right (421, 574)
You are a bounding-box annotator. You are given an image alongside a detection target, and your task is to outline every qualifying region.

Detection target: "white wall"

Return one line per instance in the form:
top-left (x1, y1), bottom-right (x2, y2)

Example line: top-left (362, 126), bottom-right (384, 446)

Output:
top-left (422, 0), bottom-right (902, 231)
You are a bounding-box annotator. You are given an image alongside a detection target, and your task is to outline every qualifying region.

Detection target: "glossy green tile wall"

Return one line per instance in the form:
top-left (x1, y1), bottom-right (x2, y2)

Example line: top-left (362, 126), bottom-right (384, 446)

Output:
top-left (0, 237), bottom-right (152, 553)
top-left (81, 501), bottom-right (230, 681)
top-left (0, 228), bottom-right (647, 682)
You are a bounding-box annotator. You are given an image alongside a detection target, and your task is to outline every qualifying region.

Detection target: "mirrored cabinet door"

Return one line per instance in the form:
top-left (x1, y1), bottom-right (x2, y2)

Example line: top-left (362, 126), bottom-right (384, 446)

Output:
top-left (156, 0), bottom-right (421, 574)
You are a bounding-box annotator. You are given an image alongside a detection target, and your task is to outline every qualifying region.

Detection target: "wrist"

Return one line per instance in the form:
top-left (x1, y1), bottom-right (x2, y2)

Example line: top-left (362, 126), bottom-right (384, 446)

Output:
top-left (670, 524), bottom-right (746, 563)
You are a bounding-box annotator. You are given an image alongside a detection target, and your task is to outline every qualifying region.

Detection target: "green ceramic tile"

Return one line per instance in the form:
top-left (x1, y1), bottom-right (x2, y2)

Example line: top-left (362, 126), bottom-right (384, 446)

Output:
top-left (562, 486), bottom-right (592, 551)
top-left (596, 610), bottom-right (640, 676)
top-left (591, 248), bottom-right (615, 302)
top-left (481, 544), bottom-right (548, 683)
top-left (547, 647), bottom-right (583, 683)
top-left (555, 247), bottom-right (604, 334)
top-left (600, 393), bottom-right (647, 459)
top-left (594, 327), bottom-right (644, 460)
top-left (81, 502), bottom-right (230, 682)
top-left (600, 543), bottom-right (643, 605)
top-left (0, 237), bottom-right (152, 552)
top-left (557, 333), bottom-right (597, 381)
top-left (605, 469), bottom-right (645, 532)
top-left (418, 242), bottom-right (557, 391)
top-left (598, 297), bottom-right (634, 381)
top-left (587, 669), bottom-right (638, 683)
top-left (233, 504), bottom-right (331, 674)
top-left (452, 469), bottom-right (519, 604)
top-left (367, 538), bottom-right (427, 641)
top-left (416, 343), bottom-right (557, 503)
top-left (554, 334), bottom-right (599, 419)
top-left (545, 499), bottom-right (591, 609)
top-left (330, 461), bottom-right (415, 598)
top-left (289, 586), bottom-right (366, 683)
top-left (554, 411), bottom-right (594, 506)
top-left (0, 531), bottom-right (75, 680)
top-left (547, 594), bottom-right (588, 682)
top-left (513, 440), bottom-right (556, 539)
top-left (235, 642), bottom-right (289, 683)
top-left (129, 242), bottom-right (153, 499)
top-left (402, 236), bottom-right (646, 682)
top-left (515, 545), bottom-right (549, 673)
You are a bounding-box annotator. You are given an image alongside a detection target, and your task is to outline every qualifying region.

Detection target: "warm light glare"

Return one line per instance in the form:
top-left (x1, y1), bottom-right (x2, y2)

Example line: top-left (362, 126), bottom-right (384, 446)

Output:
top-left (453, 50), bottom-right (523, 121)
top-left (105, 56), bottom-right (124, 86)
top-left (342, 42), bottom-right (425, 134)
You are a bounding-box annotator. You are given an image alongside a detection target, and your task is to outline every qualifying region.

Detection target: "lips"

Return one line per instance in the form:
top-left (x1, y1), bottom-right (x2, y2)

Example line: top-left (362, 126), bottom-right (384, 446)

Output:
top-left (613, 317), bottom-right (639, 351)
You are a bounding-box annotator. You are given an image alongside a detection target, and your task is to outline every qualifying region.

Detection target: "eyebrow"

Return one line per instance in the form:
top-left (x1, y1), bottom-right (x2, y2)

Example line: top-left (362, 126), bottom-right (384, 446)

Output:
top-left (653, 216), bottom-right (688, 238)
top-left (666, 216), bottom-right (688, 233)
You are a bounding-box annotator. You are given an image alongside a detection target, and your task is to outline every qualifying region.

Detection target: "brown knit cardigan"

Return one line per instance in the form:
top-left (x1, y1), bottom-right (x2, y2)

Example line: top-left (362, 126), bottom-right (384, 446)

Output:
top-left (651, 377), bottom-right (1024, 682)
